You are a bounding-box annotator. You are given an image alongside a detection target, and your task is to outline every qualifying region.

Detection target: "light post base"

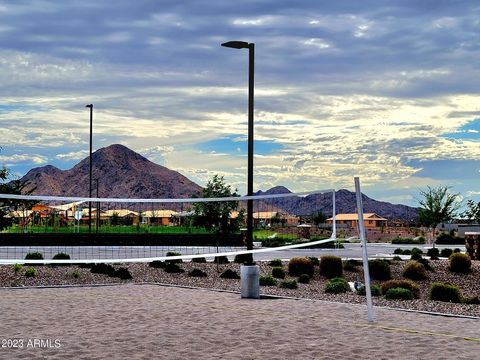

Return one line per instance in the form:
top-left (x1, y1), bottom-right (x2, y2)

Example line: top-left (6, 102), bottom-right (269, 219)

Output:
top-left (240, 264), bottom-right (260, 299)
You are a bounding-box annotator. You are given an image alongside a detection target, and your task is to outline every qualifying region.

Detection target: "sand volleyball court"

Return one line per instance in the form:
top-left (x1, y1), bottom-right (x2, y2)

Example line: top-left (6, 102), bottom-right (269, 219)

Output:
top-left (0, 284), bottom-right (478, 359)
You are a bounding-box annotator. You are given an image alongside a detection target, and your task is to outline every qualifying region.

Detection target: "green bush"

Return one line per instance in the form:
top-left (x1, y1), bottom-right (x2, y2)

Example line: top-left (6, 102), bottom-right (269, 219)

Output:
top-left (298, 274), bottom-right (310, 284)
top-left (436, 233), bottom-right (464, 245)
top-left (403, 261), bottom-right (427, 280)
top-left (279, 279), bottom-right (298, 289)
top-left (213, 256), bottom-right (229, 264)
top-left (268, 259), bottom-right (283, 267)
top-left (68, 269), bottom-right (81, 278)
top-left (368, 259), bottom-right (391, 280)
top-left (392, 256), bottom-right (403, 261)
top-left (410, 248), bottom-right (423, 261)
top-left (288, 257), bottom-right (314, 277)
top-left (453, 248), bottom-right (461, 253)
top-left (115, 267), bottom-right (132, 280)
top-left (343, 259), bottom-right (361, 272)
top-left (259, 275), bottom-right (278, 286)
top-left (381, 279), bottom-right (420, 298)
top-left (220, 269), bottom-right (240, 279)
top-left (165, 251), bottom-right (183, 264)
top-left (188, 268), bottom-right (208, 277)
top-left (306, 256), bottom-right (320, 266)
top-left (462, 296), bottom-right (480, 305)
top-left (410, 252), bottom-right (422, 261)
top-left (192, 257), bottom-right (207, 263)
top-left (385, 287), bottom-right (414, 300)
top-left (440, 248), bottom-right (453, 258)
top-left (13, 263), bottom-right (22, 273)
top-left (149, 260), bottom-right (166, 268)
top-left (449, 253), bottom-right (471, 274)
top-left (325, 277), bottom-right (350, 294)
top-left (90, 263), bottom-right (116, 276)
top-left (319, 255), bottom-right (343, 278)
top-left (53, 252), bottom-right (70, 260)
top-left (271, 267), bottom-right (286, 279)
top-left (357, 284), bottom-right (381, 297)
top-left (234, 254), bottom-right (251, 264)
top-left (393, 248), bottom-right (403, 255)
top-left (429, 282), bottom-right (461, 303)
top-left (25, 251), bottom-right (43, 260)
top-left (417, 257), bottom-right (434, 271)
top-left (426, 248), bottom-right (440, 260)
top-left (402, 249), bottom-right (411, 255)
top-left (24, 267), bottom-right (36, 278)
top-left (164, 263), bottom-right (184, 273)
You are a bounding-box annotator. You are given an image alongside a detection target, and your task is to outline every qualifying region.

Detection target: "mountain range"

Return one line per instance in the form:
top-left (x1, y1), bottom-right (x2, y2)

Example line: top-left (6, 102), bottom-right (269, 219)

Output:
top-left (20, 144), bottom-right (418, 219)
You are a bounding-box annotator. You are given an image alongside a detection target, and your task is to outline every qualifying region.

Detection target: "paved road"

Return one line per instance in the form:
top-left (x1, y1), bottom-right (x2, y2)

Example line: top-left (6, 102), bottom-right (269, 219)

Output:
top-left (0, 243), bottom-right (466, 263)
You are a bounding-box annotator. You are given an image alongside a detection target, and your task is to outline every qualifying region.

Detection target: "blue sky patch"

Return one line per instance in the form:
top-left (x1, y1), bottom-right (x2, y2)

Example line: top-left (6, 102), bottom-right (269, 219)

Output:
top-left (408, 159), bottom-right (480, 180)
top-left (443, 119), bottom-right (480, 140)
top-left (197, 137), bottom-right (284, 156)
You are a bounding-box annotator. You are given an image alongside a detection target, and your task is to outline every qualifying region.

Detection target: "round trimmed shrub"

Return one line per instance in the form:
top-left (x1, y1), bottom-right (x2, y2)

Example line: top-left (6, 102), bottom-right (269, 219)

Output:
top-left (25, 251), bottom-right (43, 260)
top-left (411, 247), bottom-right (423, 256)
top-left (214, 256), bottom-right (230, 264)
top-left (52, 252), bottom-right (70, 260)
top-left (192, 257), bottom-right (207, 263)
top-left (259, 275), bottom-right (278, 286)
top-left (189, 268), bottom-right (208, 277)
top-left (298, 274), bottom-right (310, 284)
top-left (319, 255), bottom-right (343, 278)
top-left (279, 279), bottom-right (298, 289)
top-left (288, 257), bottom-right (314, 277)
top-left (440, 248), bottom-right (453, 258)
top-left (234, 254), bottom-right (251, 264)
top-left (343, 259), bottom-right (361, 272)
top-left (165, 251), bottom-right (183, 264)
top-left (392, 256), bottom-right (403, 261)
top-left (220, 269), bottom-right (240, 279)
top-left (449, 253), bottom-right (471, 274)
top-left (385, 287), bottom-right (414, 300)
top-left (90, 263), bottom-right (115, 276)
top-left (426, 247), bottom-right (440, 260)
top-left (429, 282), bottom-right (461, 303)
top-left (268, 259), bottom-right (283, 267)
top-left (164, 263), bottom-right (184, 273)
top-left (402, 249), bottom-right (411, 255)
top-left (380, 279), bottom-right (420, 298)
top-left (453, 248), bottom-right (461, 253)
top-left (149, 260), bottom-right (166, 268)
top-left (306, 256), bottom-right (320, 266)
top-left (410, 253), bottom-right (422, 261)
top-left (462, 296), bottom-right (480, 305)
top-left (417, 257), bottom-right (434, 271)
top-left (356, 284), bottom-right (381, 297)
top-left (13, 263), bottom-right (22, 273)
top-left (24, 267), bottom-right (36, 278)
top-left (271, 267), bottom-right (286, 279)
top-left (368, 259), bottom-right (391, 280)
top-left (403, 261), bottom-right (427, 280)
top-left (115, 267), bottom-right (132, 280)
top-left (393, 248), bottom-right (403, 255)
top-left (325, 277), bottom-right (350, 294)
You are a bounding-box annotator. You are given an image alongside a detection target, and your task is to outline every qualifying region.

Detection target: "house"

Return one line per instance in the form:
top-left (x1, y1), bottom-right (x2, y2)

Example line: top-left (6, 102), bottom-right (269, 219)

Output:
top-left (252, 211), bottom-right (299, 226)
top-left (326, 213), bottom-right (387, 229)
top-left (141, 210), bottom-right (178, 226)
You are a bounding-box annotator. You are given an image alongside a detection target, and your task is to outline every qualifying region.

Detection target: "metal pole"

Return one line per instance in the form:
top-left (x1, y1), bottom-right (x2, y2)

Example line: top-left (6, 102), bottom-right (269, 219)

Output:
top-left (332, 190), bottom-right (337, 240)
top-left (86, 104), bottom-right (93, 233)
top-left (354, 177), bottom-right (375, 323)
top-left (95, 178), bottom-right (99, 233)
top-left (246, 43), bottom-right (255, 265)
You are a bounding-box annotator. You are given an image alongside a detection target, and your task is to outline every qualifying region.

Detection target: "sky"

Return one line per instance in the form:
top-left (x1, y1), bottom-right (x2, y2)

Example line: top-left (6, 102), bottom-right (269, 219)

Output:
top-left (0, 0), bottom-right (479, 207)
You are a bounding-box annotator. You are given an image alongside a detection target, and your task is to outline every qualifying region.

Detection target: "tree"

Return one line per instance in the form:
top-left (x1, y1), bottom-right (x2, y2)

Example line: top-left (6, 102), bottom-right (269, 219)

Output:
top-left (462, 200), bottom-right (480, 224)
top-left (313, 211), bottom-right (327, 225)
top-left (193, 175), bottom-right (242, 234)
top-left (417, 185), bottom-right (461, 247)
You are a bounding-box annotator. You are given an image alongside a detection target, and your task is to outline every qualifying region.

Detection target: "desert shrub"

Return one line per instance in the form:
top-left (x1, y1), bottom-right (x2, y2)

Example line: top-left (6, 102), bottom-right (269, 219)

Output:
top-left (356, 284), bottom-right (381, 297)
top-left (79, 263), bottom-right (93, 269)
top-left (279, 279), bottom-right (298, 289)
top-left (393, 248), bottom-right (403, 255)
top-left (115, 267), bottom-right (132, 280)
top-left (462, 296), bottom-right (480, 305)
top-left (149, 260), bottom-right (166, 268)
top-left (426, 248), bottom-right (440, 260)
top-left (410, 253), bottom-right (422, 261)
top-left (234, 254), bottom-right (251, 264)
top-left (192, 257), bottom-right (207, 263)
top-left (385, 287), bottom-right (414, 300)
top-left (319, 255), bottom-right (343, 278)
top-left (449, 253), bottom-right (471, 274)
top-left (220, 269), bottom-right (240, 279)
top-left (417, 257), bottom-right (434, 271)
top-left (380, 279), bottom-right (420, 298)
top-left (188, 268), bottom-right (208, 277)
top-left (411, 247), bottom-right (423, 255)
top-left (268, 259), bottom-right (283, 267)
top-left (402, 249), bottom-right (411, 255)
top-left (68, 269), bottom-right (80, 279)
top-left (325, 277), bottom-right (349, 294)
top-left (429, 282), bottom-right (461, 303)
top-left (403, 261), bottom-right (427, 280)
top-left (165, 251), bottom-right (182, 264)
top-left (259, 275), bottom-right (278, 286)
top-left (13, 263), bottom-right (22, 273)
top-left (436, 233), bottom-right (464, 245)
top-left (90, 263), bottom-right (115, 276)
top-left (453, 248), bottom-right (461, 253)
top-left (288, 257), bottom-right (314, 277)
top-left (25, 251), bottom-right (43, 260)
top-left (392, 256), bottom-right (403, 261)
top-left (368, 259), bottom-right (391, 280)
top-left (24, 267), bottom-right (36, 278)
top-left (298, 274), bottom-right (310, 284)
top-left (271, 267), bottom-right (285, 279)
top-left (213, 256), bottom-right (229, 264)
top-left (53, 252), bottom-right (70, 260)
top-left (343, 259), bottom-right (361, 272)
top-left (306, 256), bottom-right (320, 266)
top-left (164, 263), bottom-right (184, 273)
top-left (440, 248), bottom-right (453, 258)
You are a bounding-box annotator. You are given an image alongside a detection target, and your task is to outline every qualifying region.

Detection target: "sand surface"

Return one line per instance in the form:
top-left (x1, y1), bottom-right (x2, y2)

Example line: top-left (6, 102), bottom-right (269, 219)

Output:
top-left (0, 284), bottom-right (478, 359)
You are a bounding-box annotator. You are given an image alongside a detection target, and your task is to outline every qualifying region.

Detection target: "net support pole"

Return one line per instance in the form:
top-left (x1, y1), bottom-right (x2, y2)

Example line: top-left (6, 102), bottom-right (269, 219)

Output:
top-left (332, 190), bottom-right (336, 240)
top-left (354, 177), bottom-right (375, 323)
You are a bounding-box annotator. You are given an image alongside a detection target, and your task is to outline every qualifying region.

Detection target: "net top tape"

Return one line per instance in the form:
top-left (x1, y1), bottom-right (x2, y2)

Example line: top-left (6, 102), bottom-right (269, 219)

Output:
top-left (0, 189), bottom-right (334, 203)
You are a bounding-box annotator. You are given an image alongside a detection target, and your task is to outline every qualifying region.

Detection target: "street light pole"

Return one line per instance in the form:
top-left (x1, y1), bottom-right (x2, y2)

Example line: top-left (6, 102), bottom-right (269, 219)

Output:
top-left (221, 41), bottom-right (255, 265)
top-left (86, 104), bottom-right (93, 234)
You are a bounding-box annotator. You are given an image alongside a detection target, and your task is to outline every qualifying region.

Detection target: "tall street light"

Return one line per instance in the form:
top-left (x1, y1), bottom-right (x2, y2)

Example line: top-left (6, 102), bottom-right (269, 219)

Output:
top-left (221, 40), bottom-right (255, 265)
top-left (86, 104), bottom-right (93, 233)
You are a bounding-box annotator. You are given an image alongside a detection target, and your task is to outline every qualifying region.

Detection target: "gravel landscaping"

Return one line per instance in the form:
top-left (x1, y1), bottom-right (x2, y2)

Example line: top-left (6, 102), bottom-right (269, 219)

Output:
top-left (1, 258), bottom-right (479, 317)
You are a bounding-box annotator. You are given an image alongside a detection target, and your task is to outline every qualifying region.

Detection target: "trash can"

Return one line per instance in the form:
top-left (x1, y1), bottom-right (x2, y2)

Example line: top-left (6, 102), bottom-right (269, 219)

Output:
top-left (240, 264), bottom-right (260, 299)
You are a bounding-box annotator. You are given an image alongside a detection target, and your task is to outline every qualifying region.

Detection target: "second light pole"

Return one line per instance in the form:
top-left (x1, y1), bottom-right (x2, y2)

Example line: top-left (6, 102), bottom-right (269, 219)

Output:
top-left (86, 103), bottom-right (93, 233)
top-left (221, 41), bottom-right (255, 264)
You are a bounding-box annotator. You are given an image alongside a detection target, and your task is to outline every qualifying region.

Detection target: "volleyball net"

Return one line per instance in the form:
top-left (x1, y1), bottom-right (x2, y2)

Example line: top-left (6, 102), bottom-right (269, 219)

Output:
top-left (0, 189), bottom-right (337, 264)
